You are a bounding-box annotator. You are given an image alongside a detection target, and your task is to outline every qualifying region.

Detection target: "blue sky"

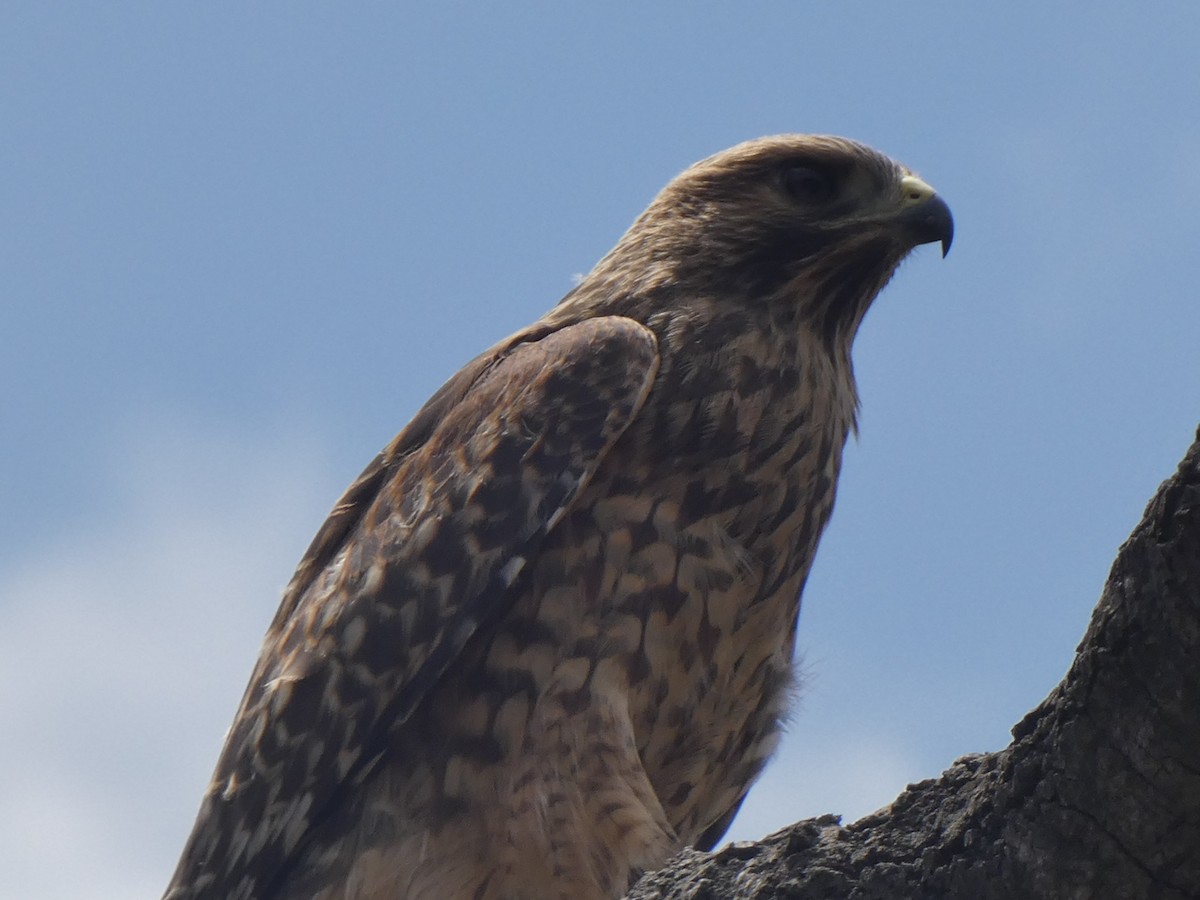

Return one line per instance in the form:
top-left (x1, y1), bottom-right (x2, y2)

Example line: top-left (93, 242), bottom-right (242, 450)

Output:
top-left (3, 5), bottom-right (1198, 898)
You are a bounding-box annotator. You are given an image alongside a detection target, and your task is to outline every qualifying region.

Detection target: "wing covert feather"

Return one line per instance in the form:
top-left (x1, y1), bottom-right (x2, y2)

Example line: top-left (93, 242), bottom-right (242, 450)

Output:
top-left (165, 316), bottom-right (659, 900)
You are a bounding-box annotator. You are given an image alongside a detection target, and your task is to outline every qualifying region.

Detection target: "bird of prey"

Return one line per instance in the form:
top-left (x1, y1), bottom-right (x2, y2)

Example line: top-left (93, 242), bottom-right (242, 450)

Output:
top-left (164, 134), bottom-right (952, 900)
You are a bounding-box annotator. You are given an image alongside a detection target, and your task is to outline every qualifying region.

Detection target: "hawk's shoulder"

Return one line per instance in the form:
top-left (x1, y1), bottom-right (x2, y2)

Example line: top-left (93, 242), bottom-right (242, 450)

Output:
top-left (165, 315), bottom-right (659, 900)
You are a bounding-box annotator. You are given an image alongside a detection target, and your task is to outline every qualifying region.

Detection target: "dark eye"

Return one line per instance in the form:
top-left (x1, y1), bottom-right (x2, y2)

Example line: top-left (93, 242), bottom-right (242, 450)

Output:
top-left (782, 166), bottom-right (835, 203)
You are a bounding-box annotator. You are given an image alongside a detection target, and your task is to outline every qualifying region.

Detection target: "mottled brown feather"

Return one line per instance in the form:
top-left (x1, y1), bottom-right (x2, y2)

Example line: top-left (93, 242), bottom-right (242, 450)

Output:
top-left (166, 320), bottom-right (659, 899)
top-left (164, 134), bottom-right (951, 900)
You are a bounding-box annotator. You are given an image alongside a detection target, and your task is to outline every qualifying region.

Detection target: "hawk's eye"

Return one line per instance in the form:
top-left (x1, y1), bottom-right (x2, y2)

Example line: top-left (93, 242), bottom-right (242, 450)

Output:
top-left (782, 166), bottom-right (835, 204)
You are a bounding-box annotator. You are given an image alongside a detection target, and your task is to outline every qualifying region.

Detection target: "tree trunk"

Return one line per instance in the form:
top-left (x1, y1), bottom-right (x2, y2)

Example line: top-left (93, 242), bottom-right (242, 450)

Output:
top-left (628, 428), bottom-right (1200, 899)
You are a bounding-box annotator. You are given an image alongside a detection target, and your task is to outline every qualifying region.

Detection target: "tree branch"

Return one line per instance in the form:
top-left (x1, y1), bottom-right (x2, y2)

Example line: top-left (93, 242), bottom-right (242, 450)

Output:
top-left (629, 427), bottom-right (1200, 899)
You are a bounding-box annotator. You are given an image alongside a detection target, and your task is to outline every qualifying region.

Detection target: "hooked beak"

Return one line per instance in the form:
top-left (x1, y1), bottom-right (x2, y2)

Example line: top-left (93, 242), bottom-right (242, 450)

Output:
top-left (897, 174), bottom-right (954, 257)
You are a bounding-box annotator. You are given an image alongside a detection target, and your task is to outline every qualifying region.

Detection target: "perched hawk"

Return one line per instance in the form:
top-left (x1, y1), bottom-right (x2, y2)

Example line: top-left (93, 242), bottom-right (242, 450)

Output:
top-left (165, 135), bottom-right (952, 900)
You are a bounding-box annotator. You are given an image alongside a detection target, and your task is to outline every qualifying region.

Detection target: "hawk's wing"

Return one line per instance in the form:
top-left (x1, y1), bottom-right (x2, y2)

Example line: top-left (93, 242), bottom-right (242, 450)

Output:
top-left (165, 316), bottom-right (660, 900)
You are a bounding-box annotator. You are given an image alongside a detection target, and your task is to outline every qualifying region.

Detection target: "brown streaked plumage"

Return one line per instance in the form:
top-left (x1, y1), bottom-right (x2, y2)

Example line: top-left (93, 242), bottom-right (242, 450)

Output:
top-left (164, 134), bottom-right (953, 900)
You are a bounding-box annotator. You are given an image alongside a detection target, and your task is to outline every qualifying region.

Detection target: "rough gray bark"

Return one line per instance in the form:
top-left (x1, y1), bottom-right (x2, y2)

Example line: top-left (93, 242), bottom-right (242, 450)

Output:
top-left (628, 428), bottom-right (1200, 899)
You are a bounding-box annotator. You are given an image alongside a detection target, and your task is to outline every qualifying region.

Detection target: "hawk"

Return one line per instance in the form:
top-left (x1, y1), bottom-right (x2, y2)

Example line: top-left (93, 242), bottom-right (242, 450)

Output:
top-left (164, 135), bottom-right (952, 900)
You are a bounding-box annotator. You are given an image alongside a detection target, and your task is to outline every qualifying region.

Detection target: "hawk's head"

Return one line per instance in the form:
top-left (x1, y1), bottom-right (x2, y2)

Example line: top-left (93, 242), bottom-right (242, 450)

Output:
top-left (582, 134), bottom-right (953, 353)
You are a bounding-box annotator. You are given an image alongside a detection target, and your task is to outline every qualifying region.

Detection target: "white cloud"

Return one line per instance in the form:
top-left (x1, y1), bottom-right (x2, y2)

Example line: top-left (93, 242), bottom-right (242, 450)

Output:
top-left (0, 419), bottom-right (338, 900)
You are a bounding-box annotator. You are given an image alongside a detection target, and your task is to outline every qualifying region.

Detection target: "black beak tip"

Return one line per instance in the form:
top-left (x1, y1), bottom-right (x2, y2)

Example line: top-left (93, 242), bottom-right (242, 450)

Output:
top-left (906, 193), bottom-right (954, 258)
top-left (938, 200), bottom-right (954, 257)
